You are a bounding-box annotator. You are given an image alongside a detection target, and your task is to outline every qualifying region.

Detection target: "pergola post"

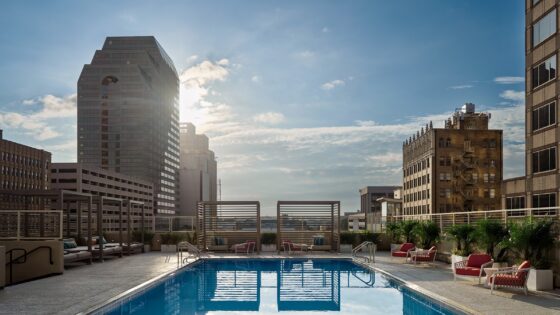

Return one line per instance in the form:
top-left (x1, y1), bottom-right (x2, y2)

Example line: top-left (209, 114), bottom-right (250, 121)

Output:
top-left (127, 201), bottom-right (131, 256)
top-left (98, 198), bottom-right (104, 262)
top-left (257, 202), bottom-right (261, 253)
top-left (276, 202), bottom-right (281, 253)
top-left (87, 197), bottom-right (92, 253)
top-left (77, 201), bottom-right (82, 240)
top-left (118, 200), bottom-right (123, 257)
top-left (65, 201), bottom-right (71, 238)
top-left (331, 203), bottom-right (334, 252)
top-left (141, 204), bottom-right (145, 253)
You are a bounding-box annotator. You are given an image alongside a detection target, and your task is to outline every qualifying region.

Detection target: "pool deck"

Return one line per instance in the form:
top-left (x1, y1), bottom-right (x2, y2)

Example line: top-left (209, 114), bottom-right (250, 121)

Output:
top-left (0, 251), bottom-right (558, 314)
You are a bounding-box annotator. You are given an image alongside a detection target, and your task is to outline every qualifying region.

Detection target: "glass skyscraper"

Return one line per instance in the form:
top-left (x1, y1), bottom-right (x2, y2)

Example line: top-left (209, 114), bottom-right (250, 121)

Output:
top-left (77, 36), bottom-right (180, 215)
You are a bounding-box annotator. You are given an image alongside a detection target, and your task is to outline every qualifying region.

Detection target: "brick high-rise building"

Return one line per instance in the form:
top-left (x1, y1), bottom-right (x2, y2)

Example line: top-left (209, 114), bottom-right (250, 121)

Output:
top-left (77, 36), bottom-right (180, 215)
top-left (0, 130), bottom-right (51, 209)
top-left (402, 104), bottom-right (503, 215)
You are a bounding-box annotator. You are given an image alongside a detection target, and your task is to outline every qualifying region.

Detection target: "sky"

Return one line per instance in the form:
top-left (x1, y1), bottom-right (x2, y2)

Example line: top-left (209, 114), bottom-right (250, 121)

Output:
top-left (0, 1), bottom-right (526, 215)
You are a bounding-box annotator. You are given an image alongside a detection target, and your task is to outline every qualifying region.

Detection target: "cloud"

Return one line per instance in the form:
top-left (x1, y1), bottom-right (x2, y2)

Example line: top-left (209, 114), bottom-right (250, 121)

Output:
top-left (494, 76), bottom-right (524, 84)
top-left (321, 79), bottom-right (345, 90)
top-left (296, 50), bottom-right (315, 58)
top-left (0, 93), bottom-right (76, 141)
top-left (449, 84), bottom-right (473, 90)
top-left (180, 59), bottom-right (229, 87)
top-left (253, 112), bottom-right (285, 125)
top-left (499, 90), bottom-right (524, 102)
top-left (322, 27), bottom-right (330, 33)
top-left (251, 75), bottom-right (261, 83)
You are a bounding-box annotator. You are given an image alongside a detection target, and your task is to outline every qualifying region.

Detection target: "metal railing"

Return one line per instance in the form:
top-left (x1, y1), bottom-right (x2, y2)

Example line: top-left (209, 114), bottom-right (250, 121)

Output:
top-left (0, 210), bottom-right (63, 240)
top-left (389, 207), bottom-right (560, 231)
top-left (154, 216), bottom-right (196, 232)
top-left (352, 241), bottom-right (376, 263)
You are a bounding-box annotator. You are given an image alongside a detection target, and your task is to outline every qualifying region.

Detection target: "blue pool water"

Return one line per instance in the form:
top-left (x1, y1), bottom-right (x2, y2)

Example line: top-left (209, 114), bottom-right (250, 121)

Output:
top-left (96, 259), bottom-right (463, 315)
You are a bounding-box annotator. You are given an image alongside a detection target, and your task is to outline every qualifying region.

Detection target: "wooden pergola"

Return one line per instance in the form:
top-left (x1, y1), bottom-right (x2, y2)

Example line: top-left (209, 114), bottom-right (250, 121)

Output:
top-left (277, 201), bottom-right (340, 252)
top-left (197, 201), bottom-right (261, 252)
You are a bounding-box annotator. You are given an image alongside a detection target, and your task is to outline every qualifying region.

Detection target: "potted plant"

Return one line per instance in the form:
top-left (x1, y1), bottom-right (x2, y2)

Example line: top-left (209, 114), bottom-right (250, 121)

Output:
top-left (413, 221), bottom-right (440, 249)
top-left (447, 224), bottom-right (476, 269)
top-left (261, 233), bottom-right (277, 252)
top-left (386, 221), bottom-right (403, 251)
top-left (133, 229), bottom-right (155, 252)
top-left (339, 232), bottom-right (356, 253)
top-left (475, 219), bottom-right (509, 267)
top-left (505, 219), bottom-right (555, 291)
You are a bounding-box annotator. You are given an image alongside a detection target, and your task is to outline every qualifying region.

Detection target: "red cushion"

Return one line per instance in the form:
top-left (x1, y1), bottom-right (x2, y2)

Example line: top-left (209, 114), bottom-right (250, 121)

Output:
top-left (400, 243), bottom-right (415, 252)
top-left (391, 251), bottom-right (409, 257)
top-left (455, 267), bottom-right (481, 276)
top-left (466, 254), bottom-right (492, 268)
top-left (490, 274), bottom-right (524, 286)
top-left (415, 255), bottom-right (434, 261)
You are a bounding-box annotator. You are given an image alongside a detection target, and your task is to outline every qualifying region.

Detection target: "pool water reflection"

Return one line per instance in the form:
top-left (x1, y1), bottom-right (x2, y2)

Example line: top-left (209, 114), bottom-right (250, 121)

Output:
top-left (99, 259), bottom-right (461, 315)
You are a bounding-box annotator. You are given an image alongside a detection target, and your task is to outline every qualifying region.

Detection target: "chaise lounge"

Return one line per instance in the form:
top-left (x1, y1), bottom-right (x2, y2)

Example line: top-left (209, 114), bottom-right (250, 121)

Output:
top-left (409, 246), bottom-right (437, 264)
top-left (391, 243), bottom-right (415, 259)
top-left (231, 240), bottom-right (256, 254)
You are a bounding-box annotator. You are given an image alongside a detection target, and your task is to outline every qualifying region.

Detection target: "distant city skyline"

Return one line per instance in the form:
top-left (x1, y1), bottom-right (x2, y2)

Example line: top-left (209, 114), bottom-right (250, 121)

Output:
top-left (0, 1), bottom-right (525, 214)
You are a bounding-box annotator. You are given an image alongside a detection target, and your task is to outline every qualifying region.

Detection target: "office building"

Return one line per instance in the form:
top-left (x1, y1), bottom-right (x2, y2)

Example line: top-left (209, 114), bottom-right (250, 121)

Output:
top-left (402, 104), bottom-right (503, 215)
top-left (0, 130), bottom-right (51, 209)
top-left (51, 163), bottom-right (154, 232)
top-left (77, 36), bottom-right (180, 215)
top-left (179, 123), bottom-right (217, 216)
top-left (359, 186), bottom-right (400, 230)
top-left (503, 1), bottom-right (559, 214)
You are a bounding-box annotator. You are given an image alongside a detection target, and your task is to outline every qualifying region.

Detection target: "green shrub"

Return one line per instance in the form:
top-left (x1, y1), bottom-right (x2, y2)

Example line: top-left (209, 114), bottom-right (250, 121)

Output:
top-left (504, 219), bottom-right (555, 269)
top-left (413, 221), bottom-right (440, 249)
top-left (159, 232), bottom-right (187, 245)
top-left (475, 219), bottom-right (509, 262)
top-left (340, 231), bottom-right (380, 247)
top-left (132, 229), bottom-right (155, 245)
top-left (447, 224), bottom-right (476, 256)
top-left (400, 220), bottom-right (419, 243)
top-left (261, 233), bottom-right (276, 245)
top-left (386, 221), bottom-right (402, 243)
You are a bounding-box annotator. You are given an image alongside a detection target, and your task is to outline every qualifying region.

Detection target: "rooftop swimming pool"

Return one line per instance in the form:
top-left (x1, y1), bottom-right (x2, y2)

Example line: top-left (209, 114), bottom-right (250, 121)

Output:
top-left (93, 259), bottom-right (465, 315)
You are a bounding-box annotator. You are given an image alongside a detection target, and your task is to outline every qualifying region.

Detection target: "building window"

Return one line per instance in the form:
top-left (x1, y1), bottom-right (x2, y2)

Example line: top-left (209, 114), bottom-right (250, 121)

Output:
top-left (532, 101), bottom-right (556, 131)
top-left (533, 9), bottom-right (556, 47)
top-left (506, 196), bottom-right (525, 210)
top-left (532, 193), bottom-right (556, 214)
top-left (532, 54), bottom-right (556, 89)
top-left (532, 147), bottom-right (556, 173)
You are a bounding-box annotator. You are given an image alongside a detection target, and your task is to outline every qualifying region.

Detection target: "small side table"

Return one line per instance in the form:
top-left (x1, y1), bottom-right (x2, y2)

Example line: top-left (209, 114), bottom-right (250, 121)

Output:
top-left (483, 267), bottom-right (500, 286)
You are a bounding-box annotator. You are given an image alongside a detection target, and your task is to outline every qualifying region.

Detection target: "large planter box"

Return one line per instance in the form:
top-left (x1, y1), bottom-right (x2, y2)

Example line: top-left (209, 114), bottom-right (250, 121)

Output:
top-left (261, 244), bottom-right (276, 252)
top-left (451, 255), bottom-right (466, 271)
top-left (527, 269), bottom-right (554, 291)
top-left (161, 244), bottom-right (177, 253)
top-left (340, 244), bottom-right (353, 253)
top-left (144, 244), bottom-right (151, 253)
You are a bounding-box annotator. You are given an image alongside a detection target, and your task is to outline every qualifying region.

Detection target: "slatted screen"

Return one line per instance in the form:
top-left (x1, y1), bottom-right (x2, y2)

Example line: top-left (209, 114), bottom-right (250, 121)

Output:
top-left (277, 201), bottom-right (340, 252)
top-left (198, 201), bottom-right (260, 252)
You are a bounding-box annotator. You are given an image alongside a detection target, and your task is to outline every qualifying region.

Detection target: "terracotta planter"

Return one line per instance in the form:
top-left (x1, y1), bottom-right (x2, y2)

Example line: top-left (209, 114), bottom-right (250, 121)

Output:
top-left (527, 269), bottom-right (554, 291)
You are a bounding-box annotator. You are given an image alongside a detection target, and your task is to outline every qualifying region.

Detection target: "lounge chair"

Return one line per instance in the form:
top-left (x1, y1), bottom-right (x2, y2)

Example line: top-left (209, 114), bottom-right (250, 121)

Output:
top-left (391, 243), bottom-right (415, 259)
top-left (454, 253), bottom-right (494, 284)
top-left (409, 246), bottom-right (437, 264)
top-left (282, 240), bottom-right (307, 255)
top-left (489, 261), bottom-right (531, 295)
top-left (63, 239), bottom-right (92, 266)
top-left (231, 240), bottom-right (256, 254)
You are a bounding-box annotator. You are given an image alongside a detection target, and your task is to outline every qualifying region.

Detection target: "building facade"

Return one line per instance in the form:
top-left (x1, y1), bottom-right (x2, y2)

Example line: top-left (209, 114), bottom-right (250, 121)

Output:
top-left (77, 36), bottom-right (180, 215)
top-left (179, 123), bottom-right (217, 216)
top-left (0, 130), bottom-right (51, 209)
top-left (51, 163), bottom-right (154, 232)
top-left (505, 0), bottom-right (560, 214)
top-left (359, 186), bottom-right (400, 230)
top-left (402, 104), bottom-right (503, 215)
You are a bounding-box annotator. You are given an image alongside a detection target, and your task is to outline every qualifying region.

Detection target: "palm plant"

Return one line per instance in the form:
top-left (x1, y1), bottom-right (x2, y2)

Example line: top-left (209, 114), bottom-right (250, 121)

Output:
top-left (400, 220), bottom-right (419, 243)
top-left (447, 224), bottom-right (476, 256)
top-left (505, 219), bottom-right (556, 269)
top-left (386, 221), bottom-right (403, 243)
top-left (475, 219), bottom-right (509, 262)
top-left (413, 221), bottom-right (440, 249)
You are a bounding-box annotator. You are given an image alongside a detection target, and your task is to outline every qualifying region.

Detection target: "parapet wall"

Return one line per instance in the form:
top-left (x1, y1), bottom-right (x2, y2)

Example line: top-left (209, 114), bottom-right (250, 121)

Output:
top-left (0, 240), bottom-right (64, 285)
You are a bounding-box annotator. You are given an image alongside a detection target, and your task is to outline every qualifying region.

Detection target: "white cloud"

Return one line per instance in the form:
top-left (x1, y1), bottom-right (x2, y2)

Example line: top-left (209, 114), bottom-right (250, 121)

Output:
top-left (322, 27), bottom-right (330, 33)
top-left (494, 76), bottom-right (524, 84)
top-left (321, 79), bottom-right (345, 90)
top-left (187, 55), bottom-right (198, 63)
top-left (251, 75), bottom-right (261, 83)
top-left (354, 120), bottom-right (378, 127)
top-left (22, 99), bottom-right (37, 105)
top-left (499, 90), bottom-right (524, 102)
top-left (180, 60), bottom-right (229, 87)
top-left (297, 50), bottom-right (315, 58)
top-left (0, 93), bottom-right (76, 141)
top-left (253, 112), bottom-right (285, 125)
top-left (449, 84), bottom-right (473, 90)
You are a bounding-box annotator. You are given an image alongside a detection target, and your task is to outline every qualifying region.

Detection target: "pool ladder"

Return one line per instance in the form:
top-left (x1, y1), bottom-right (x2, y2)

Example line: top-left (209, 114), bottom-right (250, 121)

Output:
top-left (352, 241), bottom-right (376, 264)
